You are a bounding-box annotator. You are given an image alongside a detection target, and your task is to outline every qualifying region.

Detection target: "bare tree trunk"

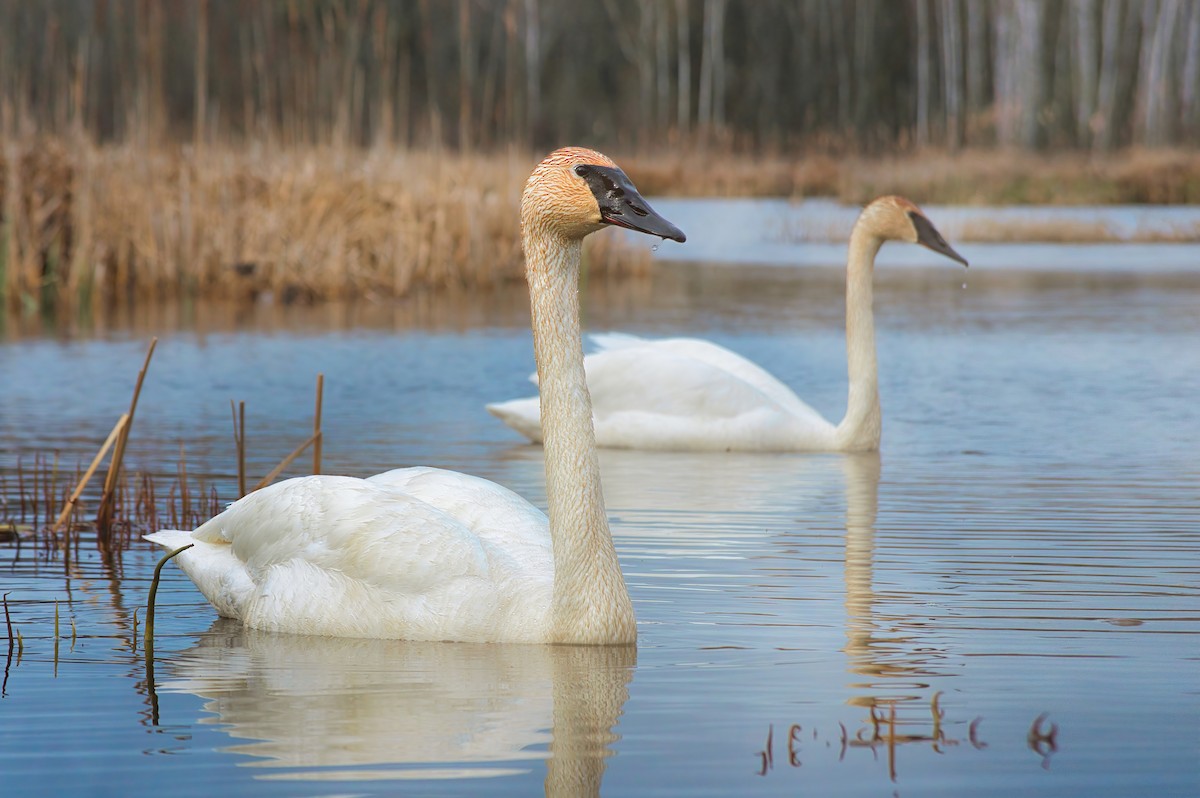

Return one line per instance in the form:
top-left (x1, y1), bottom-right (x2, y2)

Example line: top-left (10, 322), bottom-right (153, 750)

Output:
top-left (916, 0), bottom-right (933, 146)
top-left (1015, 0), bottom-right (1043, 148)
top-left (711, 0), bottom-right (727, 132)
top-left (1139, 0), bottom-right (1182, 145)
top-left (504, 0), bottom-right (518, 144)
top-left (697, 0), bottom-right (714, 137)
top-left (523, 0), bottom-right (539, 146)
top-left (639, 4), bottom-right (654, 145)
top-left (371, 2), bottom-right (394, 147)
top-left (656, 0), bottom-right (671, 137)
top-left (675, 0), bottom-right (690, 135)
top-left (418, 0), bottom-right (442, 146)
top-left (194, 0), bottom-right (208, 149)
top-left (854, 0), bottom-right (878, 134)
top-left (458, 0), bottom-right (473, 150)
top-left (1134, 0), bottom-right (1161, 145)
top-left (1093, 0), bottom-right (1123, 150)
top-left (940, 0), bottom-right (964, 150)
top-left (965, 0), bottom-right (989, 130)
top-left (478, 7), bottom-right (504, 148)
top-left (1182, 1), bottom-right (1200, 137)
top-left (1072, 0), bottom-right (1099, 148)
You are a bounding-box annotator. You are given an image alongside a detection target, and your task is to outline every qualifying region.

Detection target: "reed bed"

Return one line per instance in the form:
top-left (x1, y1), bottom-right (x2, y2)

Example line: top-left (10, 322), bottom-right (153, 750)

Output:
top-left (1, 352), bottom-right (325, 557)
top-left (0, 138), bottom-right (651, 311)
top-left (6, 137), bottom-right (1199, 311)
top-left (1, 455), bottom-right (222, 554)
top-left (624, 147), bottom-right (1200, 207)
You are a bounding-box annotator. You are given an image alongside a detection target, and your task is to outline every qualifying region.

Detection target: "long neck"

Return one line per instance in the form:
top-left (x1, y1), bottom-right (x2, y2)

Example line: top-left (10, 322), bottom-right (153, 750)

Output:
top-left (836, 221), bottom-right (883, 451)
top-left (525, 231), bottom-right (636, 645)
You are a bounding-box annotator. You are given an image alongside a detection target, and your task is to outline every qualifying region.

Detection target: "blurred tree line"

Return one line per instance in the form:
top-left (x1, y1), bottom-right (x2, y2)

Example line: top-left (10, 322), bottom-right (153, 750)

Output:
top-left (1, 0), bottom-right (1197, 153)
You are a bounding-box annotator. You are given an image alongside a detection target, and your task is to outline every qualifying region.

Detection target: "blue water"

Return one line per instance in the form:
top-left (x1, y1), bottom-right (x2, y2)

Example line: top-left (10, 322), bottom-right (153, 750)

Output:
top-left (1, 255), bottom-right (1198, 796)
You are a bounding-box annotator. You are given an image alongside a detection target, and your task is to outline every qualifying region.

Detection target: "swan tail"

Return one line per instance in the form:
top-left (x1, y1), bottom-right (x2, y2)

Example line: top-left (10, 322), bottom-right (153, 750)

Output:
top-left (486, 398), bottom-right (544, 443)
top-left (144, 529), bottom-right (196, 550)
top-left (145, 528), bottom-right (251, 620)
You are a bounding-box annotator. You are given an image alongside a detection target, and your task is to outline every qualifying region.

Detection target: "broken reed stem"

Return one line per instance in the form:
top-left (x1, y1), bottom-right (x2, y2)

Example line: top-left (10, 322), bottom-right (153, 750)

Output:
top-left (312, 374), bottom-right (323, 476)
top-left (178, 442), bottom-right (190, 527)
top-left (253, 432), bottom-right (320, 493)
top-left (230, 399), bottom-right (246, 499)
top-left (3, 593), bottom-right (12, 646)
top-left (144, 543), bottom-right (193, 658)
top-left (52, 413), bottom-right (129, 534)
top-left (98, 337), bottom-right (157, 531)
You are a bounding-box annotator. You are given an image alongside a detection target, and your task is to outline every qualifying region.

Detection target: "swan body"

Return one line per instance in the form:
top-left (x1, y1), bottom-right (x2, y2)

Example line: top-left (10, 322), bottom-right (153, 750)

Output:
top-left (146, 468), bottom-right (554, 641)
top-left (488, 332), bottom-right (838, 451)
top-left (488, 196), bottom-right (966, 452)
top-left (146, 147), bottom-right (685, 644)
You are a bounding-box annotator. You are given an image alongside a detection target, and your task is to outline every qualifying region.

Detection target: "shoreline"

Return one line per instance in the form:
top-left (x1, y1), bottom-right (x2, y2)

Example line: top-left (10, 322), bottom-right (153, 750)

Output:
top-left (2, 138), bottom-right (1198, 309)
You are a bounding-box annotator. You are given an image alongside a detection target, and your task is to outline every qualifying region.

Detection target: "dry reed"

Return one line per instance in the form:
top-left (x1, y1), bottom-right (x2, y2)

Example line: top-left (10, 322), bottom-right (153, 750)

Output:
top-left (8, 137), bottom-right (1190, 312)
top-left (96, 338), bottom-right (156, 535)
top-left (0, 138), bottom-right (651, 311)
top-left (4, 455), bottom-right (220, 553)
top-left (624, 147), bottom-right (1200, 207)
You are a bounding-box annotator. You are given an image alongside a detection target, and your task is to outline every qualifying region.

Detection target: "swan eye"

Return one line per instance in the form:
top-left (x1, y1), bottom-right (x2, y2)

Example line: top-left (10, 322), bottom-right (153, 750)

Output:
top-left (574, 165), bottom-right (589, 177)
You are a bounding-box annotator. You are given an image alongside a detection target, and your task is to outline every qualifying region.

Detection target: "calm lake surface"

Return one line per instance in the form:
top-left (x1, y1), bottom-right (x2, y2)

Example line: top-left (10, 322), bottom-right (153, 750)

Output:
top-left (2, 235), bottom-right (1199, 796)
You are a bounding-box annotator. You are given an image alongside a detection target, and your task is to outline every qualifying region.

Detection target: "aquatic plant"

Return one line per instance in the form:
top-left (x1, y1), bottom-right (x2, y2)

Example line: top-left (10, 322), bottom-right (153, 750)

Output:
top-left (0, 140), bottom-right (650, 311)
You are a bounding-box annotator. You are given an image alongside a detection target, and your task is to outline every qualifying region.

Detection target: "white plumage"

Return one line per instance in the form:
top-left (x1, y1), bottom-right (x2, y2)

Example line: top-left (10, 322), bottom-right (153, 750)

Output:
top-left (146, 468), bottom-right (554, 642)
top-left (488, 196), bottom-right (967, 452)
top-left (487, 333), bottom-right (836, 451)
top-left (146, 146), bottom-right (686, 644)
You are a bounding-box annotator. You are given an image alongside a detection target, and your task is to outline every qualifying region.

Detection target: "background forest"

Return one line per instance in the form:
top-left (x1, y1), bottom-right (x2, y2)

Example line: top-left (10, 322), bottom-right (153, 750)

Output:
top-left (2, 0), bottom-right (1198, 152)
top-left (1, 0), bottom-right (1198, 308)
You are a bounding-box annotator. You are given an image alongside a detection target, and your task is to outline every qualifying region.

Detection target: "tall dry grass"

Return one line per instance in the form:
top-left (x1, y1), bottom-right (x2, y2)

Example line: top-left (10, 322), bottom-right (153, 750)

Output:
top-left (0, 138), bottom-right (650, 310)
top-left (4, 138), bottom-right (1198, 310)
top-left (625, 148), bottom-right (1200, 206)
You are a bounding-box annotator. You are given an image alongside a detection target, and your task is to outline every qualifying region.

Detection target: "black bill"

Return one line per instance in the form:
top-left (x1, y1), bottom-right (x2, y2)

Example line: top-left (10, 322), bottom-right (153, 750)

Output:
top-left (909, 211), bottom-right (968, 267)
top-left (578, 164), bottom-right (686, 243)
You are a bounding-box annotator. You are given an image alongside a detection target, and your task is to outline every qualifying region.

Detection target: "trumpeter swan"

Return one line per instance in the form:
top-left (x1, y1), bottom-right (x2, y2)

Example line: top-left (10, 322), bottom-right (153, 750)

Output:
top-left (487, 195), bottom-right (965, 452)
top-left (146, 147), bottom-right (686, 644)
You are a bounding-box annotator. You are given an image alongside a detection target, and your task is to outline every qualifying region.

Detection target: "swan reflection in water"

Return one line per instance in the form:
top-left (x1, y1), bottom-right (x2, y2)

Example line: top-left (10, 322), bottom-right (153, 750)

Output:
top-left (840, 452), bottom-right (947, 705)
top-left (160, 625), bottom-right (634, 793)
top-left (572, 446), bottom-right (961, 773)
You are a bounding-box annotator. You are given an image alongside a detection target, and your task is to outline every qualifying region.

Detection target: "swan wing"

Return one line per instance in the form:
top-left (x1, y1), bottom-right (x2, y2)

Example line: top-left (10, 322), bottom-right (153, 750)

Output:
top-left (151, 474), bottom-right (553, 642)
top-left (587, 334), bottom-right (829, 425)
top-left (591, 333), bottom-right (825, 421)
top-left (366, 466), bottom-right (551, 570)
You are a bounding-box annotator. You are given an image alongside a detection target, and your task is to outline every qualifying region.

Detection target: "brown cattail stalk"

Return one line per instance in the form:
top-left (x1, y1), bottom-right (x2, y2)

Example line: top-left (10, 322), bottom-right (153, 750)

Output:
top-left (52, 413), bottom-right (129, 535)
top-left (230, 399), bottom-right (246, 498)
top-left (253, 432), bottom-right (320, 493)
top-left (97, 337), bottom-right (157, 532)
top-left (312, 373), bottom-right (323, 475)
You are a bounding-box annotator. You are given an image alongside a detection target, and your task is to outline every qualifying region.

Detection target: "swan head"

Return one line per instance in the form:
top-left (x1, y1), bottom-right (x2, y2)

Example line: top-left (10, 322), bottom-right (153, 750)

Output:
top-left (522, 147), bottom-right (686, 244)
top-left (865, 196), bottom-right (968, 267)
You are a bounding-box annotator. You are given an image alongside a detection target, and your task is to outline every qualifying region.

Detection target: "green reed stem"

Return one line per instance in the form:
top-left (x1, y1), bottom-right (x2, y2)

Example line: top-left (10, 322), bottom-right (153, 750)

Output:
top-left (144, 544), bottom-right (193, 652)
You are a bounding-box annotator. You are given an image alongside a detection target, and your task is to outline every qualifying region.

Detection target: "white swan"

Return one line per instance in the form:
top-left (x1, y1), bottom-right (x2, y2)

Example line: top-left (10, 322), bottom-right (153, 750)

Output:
top-left (145, 147), bottom-right (686, 644)
top-left (487, 195), bottom-right (965, 452)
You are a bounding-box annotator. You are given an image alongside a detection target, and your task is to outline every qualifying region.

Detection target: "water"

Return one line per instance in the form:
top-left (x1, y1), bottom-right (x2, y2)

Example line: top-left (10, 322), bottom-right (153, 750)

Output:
top-left (640, 198), bottom-right (1200, 272)
top-left (2, 248), bottom-right (1199, 796)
